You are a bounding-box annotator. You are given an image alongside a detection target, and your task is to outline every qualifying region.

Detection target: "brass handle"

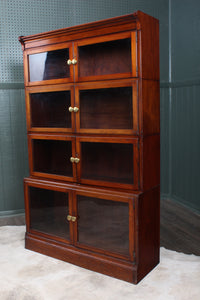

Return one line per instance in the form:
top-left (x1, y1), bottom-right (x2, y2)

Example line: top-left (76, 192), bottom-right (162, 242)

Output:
top-left (71, 58), bottom-right (77, 65)
top-left (70, 157), bottom-right (75, 163)
top-left (67, 215), bottom-right (76, 222)
top-left (69, 106), bottom-right (79, 113)
top-left (73, 107), bottom-right (79, 113)
top-left (70, 157), bottom-right (80, 163)
top-left (67, 215), bottom-right (72, 221)
top-left (67, 59), bottom-right (72, 65)
top-left (74, 157), bottom-right (80, 164)
top-left (71, 216), bottom-right (77, 222)
top-left (69, 106), bottom-right (74, 112)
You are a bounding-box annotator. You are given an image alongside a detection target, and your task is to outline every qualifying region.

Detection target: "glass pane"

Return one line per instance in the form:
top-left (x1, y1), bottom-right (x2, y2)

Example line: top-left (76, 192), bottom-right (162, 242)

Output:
top-left (29, 186), bottom-right (70, 240)
top-left (81, 142), bottom-right (133, 184)
top-left (79, 87), bottom-right (133, 129)
top-left (77, 195), bottom-right (129, 256)
top-left (33, 139), bottom-right (73, 177)
top-left (29, 49), bottom-right (70, 82)
top-left (78, 38), bottom-right (131, 77)
top-left (30, 91), bottom-right (71, 128)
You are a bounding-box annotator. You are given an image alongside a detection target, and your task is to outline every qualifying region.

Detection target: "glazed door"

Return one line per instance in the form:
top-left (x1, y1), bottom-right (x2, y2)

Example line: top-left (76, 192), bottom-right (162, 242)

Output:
top-left (26, 85), bottom-right (75, 133)
top-left (75, 137), bottom-right (139, 190)
top-left (29, 135), bottom-right (76, 182)
top-left (74, 32), bottom-right (137, 82)
top-left (25, 42), bottom-right (73, 86)
top-left (73, 190), bottom-right (135, 261)
top-left (26, 184), bottom-right (72, 244)
top-left (74, 80), bottom-right (138, 135)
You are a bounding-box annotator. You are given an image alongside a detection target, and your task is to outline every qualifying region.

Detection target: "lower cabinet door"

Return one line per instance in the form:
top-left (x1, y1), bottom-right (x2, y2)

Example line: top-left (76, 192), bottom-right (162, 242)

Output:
top-left (24, 179), bottom-right (135, 261)
top-left (74, 190), bottom-right (135, 261)
top-left (26, 183), bottom-right (72, 243)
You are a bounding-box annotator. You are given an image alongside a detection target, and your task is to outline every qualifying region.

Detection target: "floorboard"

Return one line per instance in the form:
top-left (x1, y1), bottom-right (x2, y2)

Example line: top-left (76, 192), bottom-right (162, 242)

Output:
top-left (160, 199), bottom-right (200, 256)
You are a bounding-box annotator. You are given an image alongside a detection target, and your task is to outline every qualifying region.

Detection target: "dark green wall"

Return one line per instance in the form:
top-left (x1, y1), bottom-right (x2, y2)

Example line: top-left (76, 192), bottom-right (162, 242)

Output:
top-left (0, 0), bottom-right (198, 215)
top-left (0, 88), bottom-right (27, 215)
top-left (169, 0), bottom-right (200, 212)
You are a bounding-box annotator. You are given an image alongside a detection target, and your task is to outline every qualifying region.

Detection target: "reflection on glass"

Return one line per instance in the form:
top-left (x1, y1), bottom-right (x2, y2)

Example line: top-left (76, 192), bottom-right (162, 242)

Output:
top-left (29, 49), bottom-right (69, 82)
top-left (29, 186), bottom-right (70, 240)
top-left (79, 87), bottom-right (133, 129)
top-left (33, 139), bottom-right (73, 177)
top-left (78, 38), bottom-right (131, 77)
top-left (77, 195), bottom-right (129, 256)
top-left (81, 142), bottom-right (134, 184)
top-left (30, 91), bottom-right (71, 128)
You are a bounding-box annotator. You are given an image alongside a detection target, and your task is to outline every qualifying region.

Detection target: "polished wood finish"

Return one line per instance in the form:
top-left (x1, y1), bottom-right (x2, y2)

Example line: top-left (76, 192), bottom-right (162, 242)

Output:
top-left (29, 186), bottom-right (70, 241)
top-left (76, 136), bottom-right (139, 190)
top-left (136, 11), bottom-right (160, 80)
top-left (140, 135), bottom-right (160, 191)
top-left (75, 33), bottom-right (135, 81)
top-left (19, 10), bottom-right (160, 284)
top-left (28, 134), bottom-right (76, 182)
top-left (25, 84), bottom-right (75, 133)
top-left (137, 187), bottom-right (160, 281)
top-left (23, 42), bottom-right (73, 86)
top-left (75, 80), bottom-right (138, 135)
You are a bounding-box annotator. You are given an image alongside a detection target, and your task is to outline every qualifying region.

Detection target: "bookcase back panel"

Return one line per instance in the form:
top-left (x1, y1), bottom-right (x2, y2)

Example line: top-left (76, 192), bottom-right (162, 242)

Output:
top-left (79, 87), bottom-right (133, 130)
top-left (29, 186), bottom-right (70, 241)
top-left (30, 91), bottom-right (71, 128)
top-left (78, 38), bottom-right (132, 79)
top-left (80, 142), bottom-right (134, 184)
top-left (32, 139), bottom-right (73, 177)
top-left (29, 48), bottom-right (70, 82)
top-left (76, 195), bottom-right (129, 257)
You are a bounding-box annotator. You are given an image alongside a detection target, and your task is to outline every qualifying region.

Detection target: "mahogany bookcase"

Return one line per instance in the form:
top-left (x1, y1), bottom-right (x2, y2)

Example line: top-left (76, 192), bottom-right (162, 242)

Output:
top-left (19, 10), bottom-right (160, 283)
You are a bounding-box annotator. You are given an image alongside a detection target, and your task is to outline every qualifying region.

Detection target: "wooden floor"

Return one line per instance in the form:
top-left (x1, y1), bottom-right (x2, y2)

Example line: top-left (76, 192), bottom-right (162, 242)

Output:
top-left (0, 214), bottom-right (25, 226)
top-left (160, 198), bottom-right (200, 256)
top-left (0, 199), bottom-right (199, 256)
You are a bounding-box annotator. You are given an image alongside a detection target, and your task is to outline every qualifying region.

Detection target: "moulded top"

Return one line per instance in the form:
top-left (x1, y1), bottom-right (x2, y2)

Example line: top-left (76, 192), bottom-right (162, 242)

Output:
top-left (18, 10), bottom-right (158, 49)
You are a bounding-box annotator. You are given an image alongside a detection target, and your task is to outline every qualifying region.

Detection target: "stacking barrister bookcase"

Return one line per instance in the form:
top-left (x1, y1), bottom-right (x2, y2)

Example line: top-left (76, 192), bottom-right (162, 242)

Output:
top-left (19, 10), bottom-right (160, 284)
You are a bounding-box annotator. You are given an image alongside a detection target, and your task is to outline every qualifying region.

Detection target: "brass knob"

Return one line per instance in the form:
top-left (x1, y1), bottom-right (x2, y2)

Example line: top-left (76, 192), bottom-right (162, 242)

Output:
top-left (69, 106), bottom-right (74, 112)
top-left (69, 106), bottom-right (79, 113)
top-left (71, 216), bottom-right (77, 222)
top-left (73, 107), bottom-right (79, 113)
top-left (71, 58), bottom-right (77, 65)
top-left (67, 215), bottom-right (76, 222)
top-left (70, 157), bottom-right (75, 163)
top-left (67, 215), bottom-right (72, 221)
top-left (74, 157), bottom-right (80, 164)
top-left (67, 59), bottom-right (72, 65)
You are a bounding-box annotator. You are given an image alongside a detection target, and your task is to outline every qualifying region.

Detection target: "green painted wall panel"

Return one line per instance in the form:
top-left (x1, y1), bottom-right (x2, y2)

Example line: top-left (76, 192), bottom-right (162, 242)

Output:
top-left (170, 0), bottom-right (200, 213)
top-left (0, 89), bottom-right (29, 212)
top-left (171, 85), bottom-right (200, 212)
top-left (160, 87), bottom-right (170, 196)
top-left (171, 0), bottom-right (200, 82)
